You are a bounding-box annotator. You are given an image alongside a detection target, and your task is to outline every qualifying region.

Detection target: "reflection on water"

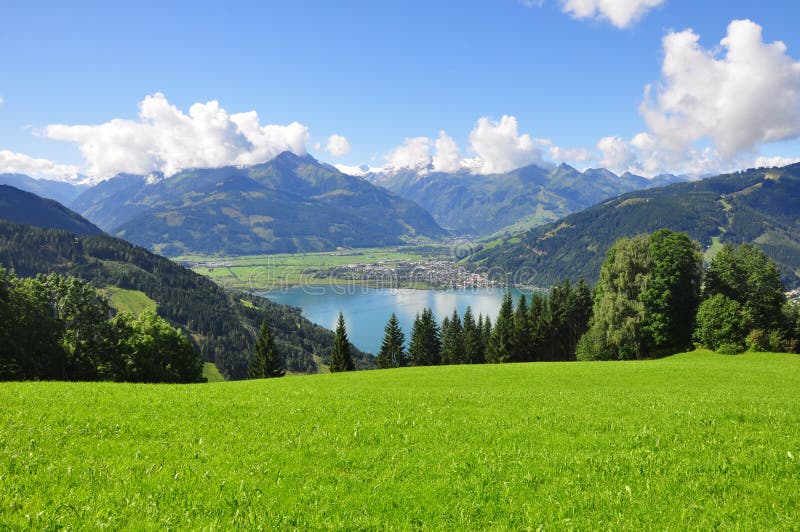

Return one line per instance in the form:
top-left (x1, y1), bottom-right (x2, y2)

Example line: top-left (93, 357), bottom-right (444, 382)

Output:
top-left (262, 286), bottom-right (528, 354)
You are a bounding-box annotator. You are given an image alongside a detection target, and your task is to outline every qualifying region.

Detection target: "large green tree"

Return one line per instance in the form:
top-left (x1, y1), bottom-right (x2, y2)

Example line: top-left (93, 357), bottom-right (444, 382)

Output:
top-left (441, 309), bottom-right (464, 365)
top-left (704, 243), bottom-right (786, 332)
top-left (462, 307), bottom-right (482, 364)
top-left (408, 308), bottom-right (441, 366)
top-left (329, 312), bottom-right (354, 372)
top-left (641, 230), bottom-right (703, 355)
top-left (693, 294), bottom-right (749, 353)
top-left (249, 320), bottom-right (285, 378)
top-left (487, 292), bottom-right (516, 363)
top-left (377, 313), bottom-right (406, 369)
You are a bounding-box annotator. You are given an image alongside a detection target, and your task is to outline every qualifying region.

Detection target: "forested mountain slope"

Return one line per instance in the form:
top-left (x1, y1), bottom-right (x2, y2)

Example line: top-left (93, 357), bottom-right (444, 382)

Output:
top-left (0, 185), bottom-right (103, 236)
top-left (0, 221), bottom-right (373, 378)
top-left (470, 165), bottom-right (800, 288)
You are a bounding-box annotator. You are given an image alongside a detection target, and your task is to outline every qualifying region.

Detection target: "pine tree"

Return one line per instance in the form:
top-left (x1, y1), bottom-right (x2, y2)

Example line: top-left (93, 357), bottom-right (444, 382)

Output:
top-left (441, 308), bottom-right (465, 365)
top-left (377, 313), bottom-right (406, 369)
top-left (528, 292), bottom-right (549, 362)
top-left (408, 308), bottom-right (441, 366)
top-left (487, 292), bottom-right (515, 363)
top-left (249, 319), bottom-right (285, 378)
top-left (330, 312), bottom-right (354, 372)
top-left (513, 293), bottom-right (532, 361)
top-left (479, 315), bottom-right (492, 363)
top-left (463, 306), bottom-right (482, 364)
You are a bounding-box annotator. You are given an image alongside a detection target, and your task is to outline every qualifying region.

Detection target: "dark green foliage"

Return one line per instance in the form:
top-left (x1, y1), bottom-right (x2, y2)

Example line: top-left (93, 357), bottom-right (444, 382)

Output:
top-left (462, 307), bottom-right (483, 364)
top-left (487, 292), bottom-right (516, 363)
top-left (512, 294), bottom-right (531, 362)
top-left (377, 313), bottom-right (406, 369)
top-left (73, 152), bottom-right (444, 256)
top-left (441, 309), bottom-right (465, 365)
top-left (0, 221), bottom-right (373, 378)
top-left (641, 230), bottom-right (703, 355)
top-left (0, 270), bottom-right (202, 382)
top-left (693, 294), bottom-right (749, 353)
top-left (0, 185), bottom-right (102, 237)
top-left (408, 308), bottom-right (441, 366)
top-left (704, 243), bottom-right (787, 331)
top-left (473, 165), bottom-right (800, 289)
top-left (480, 315), bottom-right (492, 361)
top-left (249, 320), bottom-right (285, 378)
top-left (330, 313), bottom-right (354, 373)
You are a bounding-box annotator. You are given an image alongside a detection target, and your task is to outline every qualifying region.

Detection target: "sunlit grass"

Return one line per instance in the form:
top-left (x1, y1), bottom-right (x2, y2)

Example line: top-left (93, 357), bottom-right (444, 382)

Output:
top-left (1, 350), bottom-right (799, 528)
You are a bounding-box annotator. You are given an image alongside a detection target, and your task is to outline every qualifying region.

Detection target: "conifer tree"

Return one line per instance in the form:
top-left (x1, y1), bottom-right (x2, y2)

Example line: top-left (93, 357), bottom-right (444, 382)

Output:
top-left (528, 292), bottom-right (549, 362)
top-left (408, 308), bottom-right (441, 366)
top-left (463, 306), bottom-right (482, 364)
top-left (513, 293), bottom-right (532, 361)
top-left (441, 308), bottom-right (464, 364)
top-left (330, 312), bottom-right (354, 372)
top-left (249, 319), bottom-right (285, 378)
top-left (487, 292), bottom-right (516, 363)
top-left (377, 313), bottom-right (406, 369)
top-left (480, 315), bottom-right (492, 363)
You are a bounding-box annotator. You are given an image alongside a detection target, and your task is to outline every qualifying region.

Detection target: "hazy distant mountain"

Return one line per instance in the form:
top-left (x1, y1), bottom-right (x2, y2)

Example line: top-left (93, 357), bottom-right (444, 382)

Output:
top-left (0, 173), bottom-right (88, 205)
top-left (471, 164), bottom-right (800, 289)
top-left (361, 163), bottom-right (685, 235)
top-left (72, 152), bottom-right (445, 256)
top-left (0, 185), bottom-right (103, 236)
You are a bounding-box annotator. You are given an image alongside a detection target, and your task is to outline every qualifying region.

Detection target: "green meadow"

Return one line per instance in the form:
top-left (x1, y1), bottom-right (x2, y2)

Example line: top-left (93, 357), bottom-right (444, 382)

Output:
top-left (177, 246), bottom-right (445, 291)
top-left (2, 351), bottom-right (799, 529)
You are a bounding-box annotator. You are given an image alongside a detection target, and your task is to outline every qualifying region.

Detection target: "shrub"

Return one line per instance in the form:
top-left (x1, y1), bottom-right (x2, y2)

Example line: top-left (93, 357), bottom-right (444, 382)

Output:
top-left (694, 294), bottom-right (749, 352)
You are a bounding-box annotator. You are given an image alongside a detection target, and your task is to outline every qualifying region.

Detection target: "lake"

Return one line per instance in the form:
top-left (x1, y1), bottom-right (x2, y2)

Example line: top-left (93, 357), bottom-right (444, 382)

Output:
top-left (263, 286), bottom-right (529, 354)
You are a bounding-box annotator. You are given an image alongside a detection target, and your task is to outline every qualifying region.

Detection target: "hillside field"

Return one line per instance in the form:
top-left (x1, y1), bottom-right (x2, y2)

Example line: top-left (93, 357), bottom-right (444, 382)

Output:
top-left (1, 351), bottom-right (799, 528)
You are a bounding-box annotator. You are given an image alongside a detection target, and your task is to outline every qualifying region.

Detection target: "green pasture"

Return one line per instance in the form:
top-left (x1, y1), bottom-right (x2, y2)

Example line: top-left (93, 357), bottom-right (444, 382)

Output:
top-left (1, 350), bottom-right (799, 528)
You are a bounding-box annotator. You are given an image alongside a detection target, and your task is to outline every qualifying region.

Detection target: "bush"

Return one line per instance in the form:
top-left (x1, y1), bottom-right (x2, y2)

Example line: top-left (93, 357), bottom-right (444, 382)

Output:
top-left (717, 343), bottom-right (746, 355)
top-left (746, 329), bottom-right (768, 352)
top-left (694, 294), bottom-right (749, 352)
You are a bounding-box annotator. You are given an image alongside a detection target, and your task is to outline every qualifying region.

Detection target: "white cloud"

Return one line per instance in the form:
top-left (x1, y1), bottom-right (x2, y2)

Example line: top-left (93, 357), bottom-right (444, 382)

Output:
top-left (754, 155), bottom-right (800, 168)
top-left (385, 137), bottom-right (432, 171)
top-left (597, 136), bottom-right (638, 173)
top-left (44, 92), bottom-right (309, 179)
top-left (0, 150), bottom-right (78, 181)
top-left (325, 134), bottom-right (351, 157)
top-left (468, 115), bottom-right (545, 174)
top-left (641, 20), bottom-right (800, 160)
top-left (549, 145), bottom-right (593, 163)
top-left (432, 131), bottom-right (461, 172)
top-left (0, 96), bottom-right (4, 106)
top-left (559, 0), bottom-right (666, 28)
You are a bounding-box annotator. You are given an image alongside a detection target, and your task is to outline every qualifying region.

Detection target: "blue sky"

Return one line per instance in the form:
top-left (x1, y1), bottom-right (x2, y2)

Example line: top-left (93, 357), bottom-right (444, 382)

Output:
top-left (2, 0), bottom-right (800, 180)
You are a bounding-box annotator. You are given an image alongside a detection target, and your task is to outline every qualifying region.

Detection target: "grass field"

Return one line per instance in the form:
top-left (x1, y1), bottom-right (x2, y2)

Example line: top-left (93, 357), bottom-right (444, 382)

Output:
top-left (2, 351), bottom-right (799, 528)
top-left (176, 246), bottom-right (446, 291)
top-left (100, 287), bottom-right (157, 316)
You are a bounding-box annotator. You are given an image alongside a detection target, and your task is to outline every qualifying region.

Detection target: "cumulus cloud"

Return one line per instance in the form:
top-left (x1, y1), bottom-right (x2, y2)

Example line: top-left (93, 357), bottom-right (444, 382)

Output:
top-left (385, 137), bottom-right (432, 171)
top-left (468, 115), bottom-right (545, 174)
top-left (0, 150), bottom-right (79, 181)
top-left (641, 19), bottom-right (800, 160)
top-left (325, 134), bottom-right (351, 157)
top-left (559, 0), bottom-right (665, 28)
top-left (754, 155), bottom-right (800, 168)
top-left (548, 144), bottom-right (593, 163)
top-left (432, 131), bottom-right (461, 172)
top-left (43, 92), bottom-right (309, 179)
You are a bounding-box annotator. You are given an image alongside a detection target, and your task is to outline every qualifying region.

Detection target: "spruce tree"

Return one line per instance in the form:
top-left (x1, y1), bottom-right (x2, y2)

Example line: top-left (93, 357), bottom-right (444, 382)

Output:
top-left (441, 309), bottom-right (465, 364)
top-left (409, 308), bottom-right (441, 366)
top-left (479, 315), bottom-right (492, 363)
top-left (377, 313), bottom-right (406, 369)
top-left (513, 293), bottom-right (532, 361)
top-left (528, 292), bottom-right (549, 362)
top-left (330, 312), bottom-right (354, 372)
top-left (487, 292), bottom-right (515, 363)
top-left (249, 319), bottom-right (285, 378)
top-left (463, 306), bottom-right (482, 364)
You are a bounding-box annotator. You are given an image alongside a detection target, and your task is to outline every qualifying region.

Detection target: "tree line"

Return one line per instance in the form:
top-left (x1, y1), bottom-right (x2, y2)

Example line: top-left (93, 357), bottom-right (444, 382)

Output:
top-left (0, 269), bottom-right (203, 382)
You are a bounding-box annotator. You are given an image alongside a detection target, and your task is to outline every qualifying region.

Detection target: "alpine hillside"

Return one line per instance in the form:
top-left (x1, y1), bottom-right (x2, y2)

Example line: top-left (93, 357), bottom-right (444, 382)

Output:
top-left (470, 164), bottom-right (800, 288)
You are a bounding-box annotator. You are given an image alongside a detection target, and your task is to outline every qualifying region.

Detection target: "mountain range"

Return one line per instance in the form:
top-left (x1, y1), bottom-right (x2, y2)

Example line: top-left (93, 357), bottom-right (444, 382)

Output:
top-left (70, 152), bottom-right (445, 256)
top-left (470, 164), bottom-right (800, 289)
top-left (363, 163), bottom-right (684, 234)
